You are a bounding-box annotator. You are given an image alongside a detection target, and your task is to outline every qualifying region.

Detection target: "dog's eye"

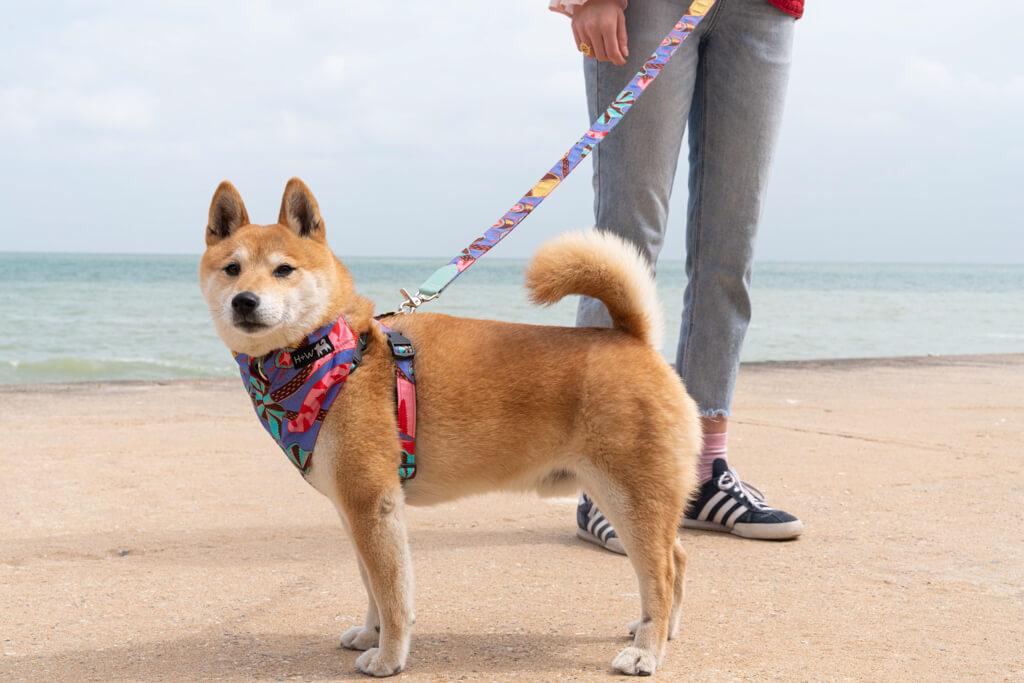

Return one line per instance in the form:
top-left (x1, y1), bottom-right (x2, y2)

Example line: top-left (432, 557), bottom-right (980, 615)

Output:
top-left (274, 264), bottom-right (295, 278)
top-left (224, 263), bottom-right (241, 276)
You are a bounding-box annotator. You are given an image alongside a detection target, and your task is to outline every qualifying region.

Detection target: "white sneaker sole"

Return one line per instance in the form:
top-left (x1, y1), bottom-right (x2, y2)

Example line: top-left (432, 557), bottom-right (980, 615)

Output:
top-left (681, 517), bottom-right (804, 540)
top-left (576, 527), bottom-right (627, 555)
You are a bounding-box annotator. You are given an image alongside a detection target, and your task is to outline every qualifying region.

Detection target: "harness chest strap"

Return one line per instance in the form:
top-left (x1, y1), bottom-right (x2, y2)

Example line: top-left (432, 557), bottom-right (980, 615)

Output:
top-left (235, 316), bottom-right (417, 485)
top-left (382, 326), bottom-right (417, 484)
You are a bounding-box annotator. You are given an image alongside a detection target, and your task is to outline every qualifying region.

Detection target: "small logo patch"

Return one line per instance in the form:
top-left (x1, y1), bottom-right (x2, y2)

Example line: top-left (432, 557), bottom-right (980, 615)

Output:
top-left (291, 336), bottom-right (335, 368)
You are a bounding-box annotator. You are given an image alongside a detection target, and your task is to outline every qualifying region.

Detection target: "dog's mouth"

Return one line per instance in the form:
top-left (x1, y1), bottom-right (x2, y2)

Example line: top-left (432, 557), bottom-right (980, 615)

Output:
top-left (233, 320), bottom-right (270, 333)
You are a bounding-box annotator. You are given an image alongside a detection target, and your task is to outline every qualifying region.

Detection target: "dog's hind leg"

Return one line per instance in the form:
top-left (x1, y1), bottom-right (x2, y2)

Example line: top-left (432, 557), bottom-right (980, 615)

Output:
top-left (628, 538), bottom-right (687, 641)
top-left (342, 484), bottom-right (415, 677)
top-left (668, 538), bottom-right (687, 640)
top-left (614, 536), bottom-right (676, 675)
top-left (586, 484), bottom-right (679, 676)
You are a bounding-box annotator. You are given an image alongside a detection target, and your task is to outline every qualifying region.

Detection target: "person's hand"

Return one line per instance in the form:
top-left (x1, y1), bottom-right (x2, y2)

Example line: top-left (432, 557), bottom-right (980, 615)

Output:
top-left (571, 0), bottom-right (628, 66)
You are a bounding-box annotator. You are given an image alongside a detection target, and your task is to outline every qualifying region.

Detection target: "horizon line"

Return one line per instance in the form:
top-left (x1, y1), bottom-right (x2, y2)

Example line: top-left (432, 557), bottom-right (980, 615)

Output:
top-left (0, 250), bottom-right (1022, 268)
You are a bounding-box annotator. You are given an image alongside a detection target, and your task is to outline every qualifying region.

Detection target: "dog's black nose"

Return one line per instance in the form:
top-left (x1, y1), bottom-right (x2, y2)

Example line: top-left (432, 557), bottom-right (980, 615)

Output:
top-left (232, 291), bottom-right (260, 313)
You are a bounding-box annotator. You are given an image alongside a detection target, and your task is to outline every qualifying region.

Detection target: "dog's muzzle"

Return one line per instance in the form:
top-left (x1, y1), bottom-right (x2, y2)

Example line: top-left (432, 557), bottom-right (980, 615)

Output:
top-left (232, 291), bottom-right (267, 330)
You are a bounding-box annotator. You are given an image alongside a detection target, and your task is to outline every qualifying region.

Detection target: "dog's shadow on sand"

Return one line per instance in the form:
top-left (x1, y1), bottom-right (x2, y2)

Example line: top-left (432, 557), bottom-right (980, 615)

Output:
top-left (4, 631), bottom-right (621, 680)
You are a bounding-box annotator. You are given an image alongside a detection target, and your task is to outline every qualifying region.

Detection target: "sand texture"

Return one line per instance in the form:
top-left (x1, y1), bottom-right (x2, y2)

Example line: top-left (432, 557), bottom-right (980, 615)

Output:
top-left (2, 354), bottom-right (1023, 681)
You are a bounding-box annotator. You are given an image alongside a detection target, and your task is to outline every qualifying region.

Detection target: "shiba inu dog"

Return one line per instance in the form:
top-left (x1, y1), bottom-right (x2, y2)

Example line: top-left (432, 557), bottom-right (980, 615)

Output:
top-left (199, 178), bottom-right (700, 677)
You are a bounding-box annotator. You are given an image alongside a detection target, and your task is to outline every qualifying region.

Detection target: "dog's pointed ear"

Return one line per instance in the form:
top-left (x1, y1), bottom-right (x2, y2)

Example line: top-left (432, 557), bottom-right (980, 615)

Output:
top-left (278, 177), bottom-right (324, 240)
top-left (206, 181), bottom-right (250, 245)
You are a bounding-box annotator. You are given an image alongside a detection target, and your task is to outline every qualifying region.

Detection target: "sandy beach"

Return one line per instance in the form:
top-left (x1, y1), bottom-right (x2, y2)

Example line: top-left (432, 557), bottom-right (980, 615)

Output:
top-left (1, 354), bottom-right (1022, 681)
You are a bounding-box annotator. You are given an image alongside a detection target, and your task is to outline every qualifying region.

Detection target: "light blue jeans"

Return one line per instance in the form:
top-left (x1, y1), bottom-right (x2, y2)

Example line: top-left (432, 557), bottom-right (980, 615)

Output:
top-left (576, 0), bottom-right (796, 417)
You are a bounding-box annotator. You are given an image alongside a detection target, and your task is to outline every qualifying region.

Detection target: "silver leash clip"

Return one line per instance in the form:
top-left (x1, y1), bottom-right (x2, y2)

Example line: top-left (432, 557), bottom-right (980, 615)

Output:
top-left (398, 288), bottom-right (438, 313)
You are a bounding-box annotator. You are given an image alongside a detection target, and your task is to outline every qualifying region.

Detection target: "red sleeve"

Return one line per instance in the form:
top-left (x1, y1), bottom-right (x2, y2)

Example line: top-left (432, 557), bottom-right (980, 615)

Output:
top-left (766, 0), bottom-right (803, 19)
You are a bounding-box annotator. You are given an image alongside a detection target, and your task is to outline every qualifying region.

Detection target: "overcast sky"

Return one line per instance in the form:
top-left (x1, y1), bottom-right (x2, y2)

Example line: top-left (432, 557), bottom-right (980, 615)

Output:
top-left (1, 1), bottom-right (1021, 263)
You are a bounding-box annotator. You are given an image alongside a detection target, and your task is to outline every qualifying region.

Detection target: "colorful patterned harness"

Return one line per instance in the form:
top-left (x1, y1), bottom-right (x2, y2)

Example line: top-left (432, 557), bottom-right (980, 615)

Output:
top-left (234, 316), bottom-right (417, 485)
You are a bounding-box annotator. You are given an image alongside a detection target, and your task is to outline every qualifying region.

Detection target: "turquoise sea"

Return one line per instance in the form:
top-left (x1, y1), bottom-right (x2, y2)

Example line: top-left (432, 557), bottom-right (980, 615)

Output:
top-left (1, 253), bottom-right (1022, 384)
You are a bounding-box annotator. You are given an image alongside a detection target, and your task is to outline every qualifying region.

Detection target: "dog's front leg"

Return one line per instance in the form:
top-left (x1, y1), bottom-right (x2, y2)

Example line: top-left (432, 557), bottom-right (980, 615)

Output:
top-left (339, 554), bottom-right (381, 651)
top-left (343, 484), bottom-right (414, 677)
top-left (331, 506), bottom-right (381, 651)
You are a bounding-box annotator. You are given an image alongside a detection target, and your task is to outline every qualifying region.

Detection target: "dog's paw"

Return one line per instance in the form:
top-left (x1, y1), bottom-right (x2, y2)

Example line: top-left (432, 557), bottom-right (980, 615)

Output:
top-left (612, 646), bottom-right (658, 676)
top-left (340, 625), bottom-right (379, 651)
top-left (355, 648), bottom-right (404, 677)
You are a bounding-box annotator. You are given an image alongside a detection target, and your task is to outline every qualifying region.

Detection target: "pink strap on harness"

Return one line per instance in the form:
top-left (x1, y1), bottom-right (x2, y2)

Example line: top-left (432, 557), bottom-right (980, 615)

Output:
top-left (396, 366), bottom-right (416, 464)
top-left (381, 324), bottom-right (417, 484)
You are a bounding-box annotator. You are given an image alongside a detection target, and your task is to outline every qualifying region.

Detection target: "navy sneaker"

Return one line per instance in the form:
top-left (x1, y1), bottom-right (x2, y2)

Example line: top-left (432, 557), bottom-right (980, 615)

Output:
top-left (681, 459), bottom-right (803, 540)
top-left (576, 493), bottom-right (626, 555)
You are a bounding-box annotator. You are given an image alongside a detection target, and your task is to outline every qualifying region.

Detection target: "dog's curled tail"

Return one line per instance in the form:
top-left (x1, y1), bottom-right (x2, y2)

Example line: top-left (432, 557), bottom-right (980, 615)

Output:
top-left (525, 229), bottom-right (664, 349)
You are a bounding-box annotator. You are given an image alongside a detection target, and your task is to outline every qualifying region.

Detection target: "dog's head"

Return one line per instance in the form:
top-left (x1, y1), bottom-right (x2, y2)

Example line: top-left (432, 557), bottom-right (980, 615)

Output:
top-left (199, 178), bottom-right (355, 357)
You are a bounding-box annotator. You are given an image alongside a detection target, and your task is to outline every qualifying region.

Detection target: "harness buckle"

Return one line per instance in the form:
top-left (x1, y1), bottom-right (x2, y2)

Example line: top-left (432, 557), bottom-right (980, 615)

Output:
top-left (398, 288), bottom-right (438, 314)
top-left (399, 448), bottom-right (417, 484)
top-left (385, 329), bottom-right (415, 360)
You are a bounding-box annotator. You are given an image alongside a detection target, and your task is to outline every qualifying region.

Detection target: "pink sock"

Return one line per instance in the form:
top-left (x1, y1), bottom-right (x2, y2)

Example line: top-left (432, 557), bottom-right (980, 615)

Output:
top-left (698, 432), bottom-right (728, 483)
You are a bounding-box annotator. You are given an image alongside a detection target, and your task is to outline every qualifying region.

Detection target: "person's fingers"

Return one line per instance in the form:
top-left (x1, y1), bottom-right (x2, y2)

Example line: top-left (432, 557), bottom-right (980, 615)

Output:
top-left (576, 21), bottom-right (599, 60)
top-left (601, 20), bottom-right (626, 65)
top-left (576, 7), bottom-right (625, 65)
top-left (572, 18), bottom-right (596, 58)
top-left (616, 10), bottom-right (629, 59)
top-left (592, 31), bottom-right (611, 63)
top-left (574, 3), bottom-right (628, 63)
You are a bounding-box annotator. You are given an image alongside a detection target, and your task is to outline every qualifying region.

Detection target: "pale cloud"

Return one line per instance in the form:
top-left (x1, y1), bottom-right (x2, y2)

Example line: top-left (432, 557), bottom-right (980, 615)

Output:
top-left (0, 86), bottom-right (153, 135)
top-left (320, 55), bottom-right (347, 84)
top-left (904, 56), bottom-right (1024, 108)
top-left (242, 1), bottom-right (299, 37)
top-left (71, 90), bottom-right (155, 131)
top-left (280, 110), bottom-right (305, 144)
top-left (0, 87), bottom-right (42, 134)
top-left (903, 57), bottom-right (956, 90)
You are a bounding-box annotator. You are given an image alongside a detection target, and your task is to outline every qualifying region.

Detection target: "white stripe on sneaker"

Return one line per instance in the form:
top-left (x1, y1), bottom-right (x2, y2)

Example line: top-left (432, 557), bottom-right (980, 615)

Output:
top-left (698, 491), bottom-right (728, 521)
top-left (724, 504), bottom-right (748, 528)
top-left (713, 500), bottom-right (739, 525)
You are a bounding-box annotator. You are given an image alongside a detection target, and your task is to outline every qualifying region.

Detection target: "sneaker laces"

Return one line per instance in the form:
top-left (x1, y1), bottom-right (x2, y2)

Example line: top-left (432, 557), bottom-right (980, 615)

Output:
top-left (717, 468), bottom-right (770, 511)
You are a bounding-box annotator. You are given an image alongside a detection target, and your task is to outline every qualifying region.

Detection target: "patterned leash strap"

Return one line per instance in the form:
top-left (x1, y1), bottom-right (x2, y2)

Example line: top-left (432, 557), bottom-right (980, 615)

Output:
top-left (398, 0), bottom-right (717, 312)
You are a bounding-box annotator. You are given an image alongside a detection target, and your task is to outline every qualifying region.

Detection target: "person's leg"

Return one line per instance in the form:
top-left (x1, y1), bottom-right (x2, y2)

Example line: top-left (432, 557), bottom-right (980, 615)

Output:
top-left (575, 0), bottom-right (705, 329)
top-left (676, 0), bottom-right (795, 420)
top-left (677, 0), bottom-right (802, 539)
top-left (575, 0), bottom-right (707, 555)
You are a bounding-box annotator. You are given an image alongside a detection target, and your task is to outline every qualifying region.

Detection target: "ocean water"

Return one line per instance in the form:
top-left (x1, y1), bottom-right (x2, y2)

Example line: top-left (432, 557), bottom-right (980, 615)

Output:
top-left (1, 253), bottom-right (1022, 384)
